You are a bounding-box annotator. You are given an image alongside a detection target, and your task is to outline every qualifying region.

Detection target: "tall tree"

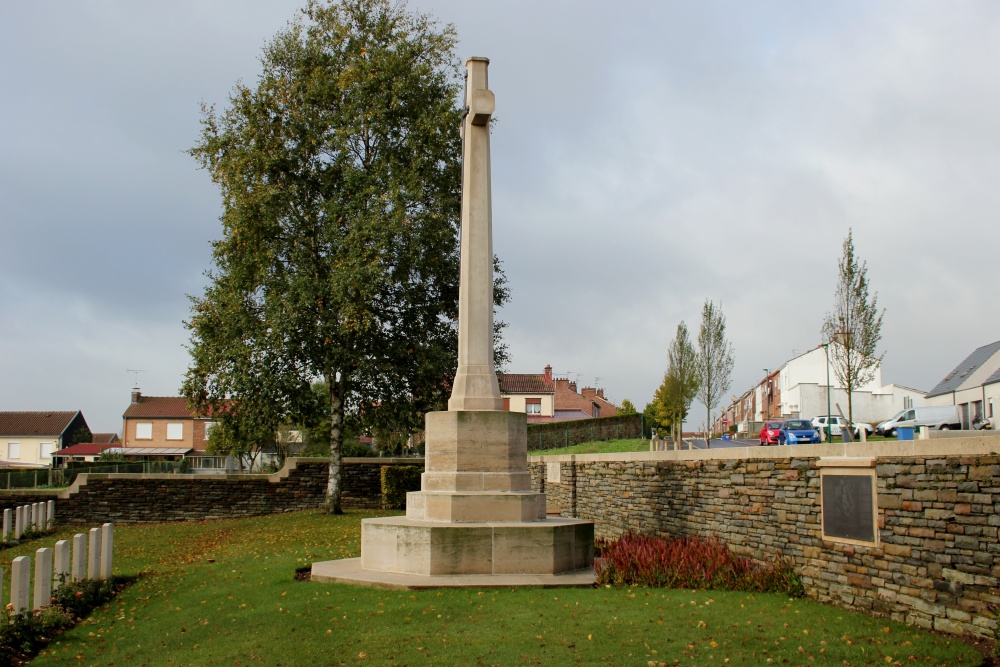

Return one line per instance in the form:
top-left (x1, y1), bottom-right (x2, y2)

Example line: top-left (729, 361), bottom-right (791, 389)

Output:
top-left (821, 229), bottom-right (885, 425)
top-left (665, 321), bottom-right (700, 445)
top-left (696, 300), bottom-right (735, 447)
top-left (617, 398), bottom-right (637, 415)
top-left (184, 0), bottom-right (479, 513)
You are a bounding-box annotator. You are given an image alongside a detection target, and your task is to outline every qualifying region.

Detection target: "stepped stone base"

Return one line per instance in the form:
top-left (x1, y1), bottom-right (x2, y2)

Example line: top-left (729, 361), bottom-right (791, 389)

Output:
top-left (358, 516), bottom-right (594, 576)
top-left (310, 557), bottom-right (595, 589)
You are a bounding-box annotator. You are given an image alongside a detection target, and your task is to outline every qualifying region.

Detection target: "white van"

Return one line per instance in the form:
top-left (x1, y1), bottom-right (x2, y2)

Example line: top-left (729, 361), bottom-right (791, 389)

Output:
top-left (876, 406), bottom-right (962, 436)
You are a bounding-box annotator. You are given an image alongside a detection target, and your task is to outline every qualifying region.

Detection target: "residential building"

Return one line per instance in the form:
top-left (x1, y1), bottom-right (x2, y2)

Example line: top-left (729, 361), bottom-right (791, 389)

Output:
top-left (121, 389), bottom-right (223, 470)
top-left (50, 442), bottom-right (118, 466)
top-left (0, 411), bottom-right (91, 468)
top-left (924, 340), bottom-right (1000, 428)
top-left (715, 344), bottom-right (925, 435)
top-left (498, 364), bottom-right (619, 423)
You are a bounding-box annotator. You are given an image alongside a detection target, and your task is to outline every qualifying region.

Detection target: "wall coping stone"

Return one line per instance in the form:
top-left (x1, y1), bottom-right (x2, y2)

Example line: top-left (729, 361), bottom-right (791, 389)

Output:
top-left (816, 457), bottom-right (876, 468)
top-left (531, 435), bottom-right (1000, 463)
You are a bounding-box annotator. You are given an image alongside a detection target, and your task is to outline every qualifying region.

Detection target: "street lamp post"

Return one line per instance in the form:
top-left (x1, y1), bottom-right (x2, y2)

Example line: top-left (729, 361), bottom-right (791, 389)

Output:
top-left (762, 368), bottom-right (769, 423)
top-left (822, 342), bottom-right (832, 442)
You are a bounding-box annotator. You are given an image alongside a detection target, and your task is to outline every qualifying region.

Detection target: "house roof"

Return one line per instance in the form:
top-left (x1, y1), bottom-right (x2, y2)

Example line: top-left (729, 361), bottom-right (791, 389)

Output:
top-left (52, 443), bottom-right (115, 457)
top-left (104, 446), bottom-right (192, 456)
top-left (0, 411), bottom-right (81, 437)
top-left (499, 374), bottom-right (554, 394)
top-left (123, 397), bottom-right (197, 419)
top-left (983, 366), bottom-right (1000, 387)
top-left (91, 433), bottom-right (119, 444)
top-left (926, 340), bottom-right (1000, 398)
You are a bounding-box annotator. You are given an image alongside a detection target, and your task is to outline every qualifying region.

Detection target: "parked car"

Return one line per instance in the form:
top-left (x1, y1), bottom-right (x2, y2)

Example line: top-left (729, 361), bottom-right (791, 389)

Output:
top-left (811, 415), bottom-right (845, 436)
top-left (779, 419), bottom-right (821, 445)
top-left (759, 420), bottom-right (784, 446)
top-left (812, 415), bottom-right (874, 439)
top-left (876, 406), bottom-right (962, 437)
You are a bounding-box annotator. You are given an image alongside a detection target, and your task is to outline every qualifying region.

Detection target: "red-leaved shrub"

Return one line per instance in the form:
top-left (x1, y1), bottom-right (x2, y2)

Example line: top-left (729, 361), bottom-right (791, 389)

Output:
top-left (595, 533), bottom-right (802, 595)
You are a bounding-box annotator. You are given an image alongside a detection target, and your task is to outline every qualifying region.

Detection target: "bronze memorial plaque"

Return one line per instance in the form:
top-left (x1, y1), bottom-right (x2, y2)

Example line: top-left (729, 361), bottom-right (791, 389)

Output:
top-left (822, 474), bottom-right (875, 543)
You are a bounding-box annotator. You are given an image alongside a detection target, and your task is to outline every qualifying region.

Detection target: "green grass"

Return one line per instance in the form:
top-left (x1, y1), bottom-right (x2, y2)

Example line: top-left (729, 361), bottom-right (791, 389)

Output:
top-left (530, 438), bottom-right (649, 456)
top-left (3, 511), bottom-right (982, 666)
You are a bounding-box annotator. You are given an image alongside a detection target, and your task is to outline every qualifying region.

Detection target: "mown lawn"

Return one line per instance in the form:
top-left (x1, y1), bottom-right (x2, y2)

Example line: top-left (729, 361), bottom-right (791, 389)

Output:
top-left (530, 438), bottom-right (649, 457)
top-left (2, 510), bottom-right (983, 666)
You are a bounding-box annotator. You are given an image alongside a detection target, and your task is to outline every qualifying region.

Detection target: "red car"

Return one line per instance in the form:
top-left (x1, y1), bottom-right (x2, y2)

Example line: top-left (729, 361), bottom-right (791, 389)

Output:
top-left (759, 420), bottom-right (784, 445)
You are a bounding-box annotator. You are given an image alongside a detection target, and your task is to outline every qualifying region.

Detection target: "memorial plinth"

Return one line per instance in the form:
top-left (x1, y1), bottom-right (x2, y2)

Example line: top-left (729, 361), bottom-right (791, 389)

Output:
top-left (310, 57), bottom-right (594, 589)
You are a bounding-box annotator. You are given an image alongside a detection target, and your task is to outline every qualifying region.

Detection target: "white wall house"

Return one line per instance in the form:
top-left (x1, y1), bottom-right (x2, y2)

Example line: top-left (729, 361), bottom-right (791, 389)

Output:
top-left (776, 345), bottom-right (924, 424)
top-left (924, 340), bottom-right (1000, 428)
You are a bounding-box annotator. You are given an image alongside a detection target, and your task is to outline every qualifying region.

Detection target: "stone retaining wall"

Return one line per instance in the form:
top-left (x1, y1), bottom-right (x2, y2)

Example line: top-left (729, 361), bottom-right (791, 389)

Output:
top-left (532, 437), bottom-right (1000, 639)
top-left (0, 458), bottom-right (420, 524)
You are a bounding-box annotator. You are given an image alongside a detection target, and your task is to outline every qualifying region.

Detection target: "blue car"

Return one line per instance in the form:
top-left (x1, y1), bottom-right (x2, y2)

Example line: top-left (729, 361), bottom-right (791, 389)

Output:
top-left (779, 419), bottom-right (821, 445)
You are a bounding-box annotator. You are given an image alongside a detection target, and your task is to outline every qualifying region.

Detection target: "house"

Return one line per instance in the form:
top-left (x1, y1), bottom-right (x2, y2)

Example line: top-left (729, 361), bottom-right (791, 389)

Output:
top-left (90, 433), bottom-right (120, 445)
top-left (715, 343), bottom-right (925, 435)
top-left (121, 389), bottom-right (223, 470)
top-left (498, 365), bottom-right (619, 423)
top-left (924, 340), bottom-right (1000, 428)
top-left (50, 442), bottom-right (118, 466)
top-left (0, 411), bottom-right (91, 468)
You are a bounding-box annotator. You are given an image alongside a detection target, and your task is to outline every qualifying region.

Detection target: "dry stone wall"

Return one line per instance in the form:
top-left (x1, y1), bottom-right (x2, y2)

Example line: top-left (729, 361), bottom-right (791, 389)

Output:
top-left (531, 443), bottom-right (1000, 639)
top-left (0, 458), bottom-right (418, 524)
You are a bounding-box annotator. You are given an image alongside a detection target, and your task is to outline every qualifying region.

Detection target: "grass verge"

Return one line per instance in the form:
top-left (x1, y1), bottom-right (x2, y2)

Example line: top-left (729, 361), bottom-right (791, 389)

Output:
top-left (530, 438), bottom-right (648, 456)
top-left (1, 510), bottom-right (983, 666)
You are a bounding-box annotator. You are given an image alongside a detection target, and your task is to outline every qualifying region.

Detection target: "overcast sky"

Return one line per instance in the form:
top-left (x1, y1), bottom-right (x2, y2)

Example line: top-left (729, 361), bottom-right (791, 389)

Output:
top-left (3, 1), bottom-right (999, 435)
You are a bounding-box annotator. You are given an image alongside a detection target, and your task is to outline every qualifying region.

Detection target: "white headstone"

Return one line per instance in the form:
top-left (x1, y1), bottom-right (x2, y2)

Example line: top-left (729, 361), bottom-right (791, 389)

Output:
top-left (11, 556), bottom-right (30, 612)
top-left (47, 500), bottom-right (55, 526)
top-left (34, 547), bottom-right (52, 610)
top-left (100, 523), bottom-right (114, 579)
top-left (14, 505), bottom-right (23, 539)
top-left (38, 502), bottom-right (46, 532)
top-left (87, 527), bottom-right (101, 579)
top-left (2, 508), bottom-right (10, 541)
top-left (71, 534), bottom-right (87, 582)
top-left (54, 540), bottom-right (70, 590)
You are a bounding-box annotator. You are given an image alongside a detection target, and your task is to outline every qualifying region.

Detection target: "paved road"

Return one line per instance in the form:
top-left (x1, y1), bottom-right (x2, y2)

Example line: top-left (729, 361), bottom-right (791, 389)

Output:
top-left (676, 438), bottom-right (762, 450)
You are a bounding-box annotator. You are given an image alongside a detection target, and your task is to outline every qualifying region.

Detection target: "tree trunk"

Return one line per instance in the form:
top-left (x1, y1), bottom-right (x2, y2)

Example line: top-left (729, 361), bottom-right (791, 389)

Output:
top-left (325, 372), bottom-right (344, 515)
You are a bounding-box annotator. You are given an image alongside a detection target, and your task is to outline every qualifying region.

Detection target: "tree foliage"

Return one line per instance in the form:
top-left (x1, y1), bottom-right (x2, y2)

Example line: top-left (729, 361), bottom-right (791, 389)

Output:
top-left (617, 398), bottom-right (638, 416)
top-left (646, 322), bottom-right (700, 444)
top-left (821, 229), bottom-right (885, 424)
top-left (696, 300), bottom-right (734, 445)
top-left (183, 0), bottom-right (487, 513)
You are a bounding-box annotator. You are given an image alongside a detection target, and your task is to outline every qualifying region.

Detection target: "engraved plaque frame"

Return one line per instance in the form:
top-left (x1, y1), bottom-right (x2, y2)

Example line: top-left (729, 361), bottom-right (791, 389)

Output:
top-left (817, 457), bottom-right (878, 546)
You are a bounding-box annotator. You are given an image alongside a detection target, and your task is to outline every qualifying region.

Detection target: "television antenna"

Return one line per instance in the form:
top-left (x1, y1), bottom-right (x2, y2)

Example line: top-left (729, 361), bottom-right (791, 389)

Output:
top-left (127, 368), bottom-right (147, 386)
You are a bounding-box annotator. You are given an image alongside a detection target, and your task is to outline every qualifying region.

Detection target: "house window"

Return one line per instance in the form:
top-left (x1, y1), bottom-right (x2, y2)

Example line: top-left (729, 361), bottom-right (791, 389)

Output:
top-left (592, 404), bottom-right (601, 418)
top-left (136, 423), bottom-right (153, 439)
top-left (7, 442), bottom-right (20, 459)
top-left (40, 442), bottom-right (54, 459)
top-left (204, 421), bottom-right (218, 441)
top-left (167, 423), bottom-right (184, 440)
top-left (525, 398), bottom-right (541, 415)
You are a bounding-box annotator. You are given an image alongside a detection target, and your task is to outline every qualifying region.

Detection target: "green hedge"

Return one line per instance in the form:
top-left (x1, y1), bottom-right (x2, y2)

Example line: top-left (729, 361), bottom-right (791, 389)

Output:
top-left (526, 413), bottom-right (644, 451)
top-left (380, 465), bottom-right (423, 510)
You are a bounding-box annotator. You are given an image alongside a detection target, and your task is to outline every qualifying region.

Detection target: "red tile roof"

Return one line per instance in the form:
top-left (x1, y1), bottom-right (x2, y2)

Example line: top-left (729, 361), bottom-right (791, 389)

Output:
top-left (123, 397), bottom-right (197, 419)
top-left (90, 433), bottom-right (120, 444)
top-left (0, 411), bottom-right (81, 437)
top-left (498, 374), bottom-right (554, 394)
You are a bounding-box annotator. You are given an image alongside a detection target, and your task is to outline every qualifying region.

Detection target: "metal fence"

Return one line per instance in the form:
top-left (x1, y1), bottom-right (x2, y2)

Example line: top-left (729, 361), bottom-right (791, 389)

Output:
top-left (0, 461), bottom-right (193, 490)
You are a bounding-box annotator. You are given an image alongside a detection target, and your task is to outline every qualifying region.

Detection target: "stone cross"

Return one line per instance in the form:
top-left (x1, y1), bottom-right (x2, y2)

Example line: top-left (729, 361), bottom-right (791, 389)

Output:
top-left (447, 57), bottom-right (502, 412)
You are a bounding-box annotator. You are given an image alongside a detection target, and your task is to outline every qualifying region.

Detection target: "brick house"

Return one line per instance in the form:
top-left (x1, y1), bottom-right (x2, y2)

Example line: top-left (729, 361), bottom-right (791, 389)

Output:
top-left (499, 365), bottom-right (618, 423)
top-left (120, 389), bottom-right (224, 470)
top-left (0, 411), bottom-right (91, 468)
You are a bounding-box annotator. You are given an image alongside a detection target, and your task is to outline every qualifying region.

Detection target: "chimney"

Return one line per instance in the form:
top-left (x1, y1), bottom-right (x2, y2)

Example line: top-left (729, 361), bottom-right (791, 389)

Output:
top-left (568, 381), bottom-right (577, 393)
top-left (597, 388), bottom-right (605, 399)
top-left (543, 364), bottom-right (552, 382)
top-left (581, 387), bottom-right (596, 399)
top-left (131, 388), bottom-right (142, 404)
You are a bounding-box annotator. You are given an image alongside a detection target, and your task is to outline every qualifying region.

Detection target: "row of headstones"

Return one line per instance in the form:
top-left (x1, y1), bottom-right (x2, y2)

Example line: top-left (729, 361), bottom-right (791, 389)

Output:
top-left (2, 500), bottom-right (56, 541)
top-left (5, 523), bottom-right (114, 613)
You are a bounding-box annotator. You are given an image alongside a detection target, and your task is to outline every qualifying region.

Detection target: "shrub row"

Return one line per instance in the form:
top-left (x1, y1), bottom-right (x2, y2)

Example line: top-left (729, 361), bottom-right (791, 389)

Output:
top-left (380, 465), bottom-right (422, 510)
top-left (595, 533), bottom-right (803, 596)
